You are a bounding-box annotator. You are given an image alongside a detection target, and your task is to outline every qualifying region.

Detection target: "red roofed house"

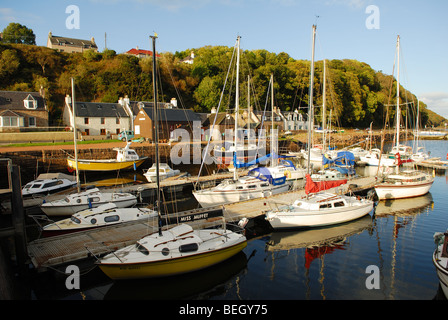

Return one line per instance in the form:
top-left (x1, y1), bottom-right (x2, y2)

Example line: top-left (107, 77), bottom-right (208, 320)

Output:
top-left (125, 47), bottom-right (160, 58)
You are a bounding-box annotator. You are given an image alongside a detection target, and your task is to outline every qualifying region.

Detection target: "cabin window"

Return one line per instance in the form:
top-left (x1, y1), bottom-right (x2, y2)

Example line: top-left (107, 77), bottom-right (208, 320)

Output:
top-left (248, 185), bottom-right (256, 189)
top-left (179, 243), bottom-right (199, 253)
top-left (90, 197), bottom-right (100, 202)
top-left (334, 201), bottom-right (345, 207)
top-left (90, 218), bottom-right (97, 224)
top-left (104, 215), bottom-right (119, 223)
top-left (70, 216), bottom-right (81, 224)
top-left (30, 184), bottom-right (42, 189)
top-left (161, 248), bottom-right (170, 256)
top-left (136, 244), bottom-right (149, 255)
top-left (319, 203), bottom-right (331, 209)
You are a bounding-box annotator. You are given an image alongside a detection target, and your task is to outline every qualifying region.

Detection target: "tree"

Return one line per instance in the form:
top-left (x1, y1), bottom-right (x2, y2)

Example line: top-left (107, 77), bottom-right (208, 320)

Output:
top-left (1, 22), bottom-right (36, 45)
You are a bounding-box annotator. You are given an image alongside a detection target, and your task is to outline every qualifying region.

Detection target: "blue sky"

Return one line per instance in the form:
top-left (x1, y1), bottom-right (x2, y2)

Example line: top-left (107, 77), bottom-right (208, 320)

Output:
top-left (1, 0), bottom-right (448, 120)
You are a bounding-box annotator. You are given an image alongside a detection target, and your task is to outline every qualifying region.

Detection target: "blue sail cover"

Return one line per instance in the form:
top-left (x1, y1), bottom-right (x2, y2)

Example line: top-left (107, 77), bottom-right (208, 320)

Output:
top-left (248, 167), bottom-right (286, 186)
top-left (233, 152), bottom-right (295, 169)
top-left (322, 151), bottom-right (356, 175)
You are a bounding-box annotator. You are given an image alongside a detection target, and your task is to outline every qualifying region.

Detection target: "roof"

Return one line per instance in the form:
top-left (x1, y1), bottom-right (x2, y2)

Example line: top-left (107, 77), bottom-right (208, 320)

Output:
top-left (48, 35), bottom-right (97, 49)
top-left (0, 91), bottom-right (46, 111)
top-left (141, 106), bottom-right (201, 123)
top-left (125, 48), bottom-right (160, 57)
top-left (68, 102), bottom-right (129, 118)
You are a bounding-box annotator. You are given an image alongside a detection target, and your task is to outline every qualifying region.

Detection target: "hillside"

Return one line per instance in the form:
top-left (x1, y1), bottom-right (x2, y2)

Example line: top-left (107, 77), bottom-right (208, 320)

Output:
top-left (0, 43), bottom-right (445, 128)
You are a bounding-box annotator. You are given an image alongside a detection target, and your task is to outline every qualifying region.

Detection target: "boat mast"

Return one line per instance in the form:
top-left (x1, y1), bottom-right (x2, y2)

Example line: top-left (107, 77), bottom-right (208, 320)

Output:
top-left (307, 25), bottom-right (317, 174)
top-left (396, 35), bottom-right (400, 148)
top-left (151, 34), bottom-right (162, 235)
top-left (322, 59), bottom-right (326, 152)
top-left (233, 36), bottom-right (241, 181)
top-left (71, 77), bottom-right (80, 193)
top-left (271, 73), bottom-right (276, 168)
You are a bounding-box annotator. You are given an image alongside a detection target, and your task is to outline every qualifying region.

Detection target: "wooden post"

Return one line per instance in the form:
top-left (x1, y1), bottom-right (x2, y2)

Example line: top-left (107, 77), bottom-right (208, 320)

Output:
top-left (10, 164), bottom-right (28, 277)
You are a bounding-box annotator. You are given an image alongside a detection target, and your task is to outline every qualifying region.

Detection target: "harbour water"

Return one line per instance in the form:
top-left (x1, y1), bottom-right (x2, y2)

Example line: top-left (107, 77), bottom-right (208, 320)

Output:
top-left (25, 139), bottom-right (448, 300)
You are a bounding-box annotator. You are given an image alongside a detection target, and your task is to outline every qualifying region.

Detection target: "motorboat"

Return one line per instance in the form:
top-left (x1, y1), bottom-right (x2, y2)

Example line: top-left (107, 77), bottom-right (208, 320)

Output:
top-left (40, 187), bottom-right (137, 216)
top-left (193, 166), bottom-right (291, 208)
top-left (22, 173), bottom-right (77, 197)
top-left (264, 174), bottom-right (374, 229)
top-left (41, 203), bottom-right (157, 237)
top-left (433, 231), bottom-right (448, 299)
top-left (374, 169), bottom-right (434, 200)
top-left (67, 142), bottom-right (148, 172)
top-left (143, 163), bottom-right (181, 183)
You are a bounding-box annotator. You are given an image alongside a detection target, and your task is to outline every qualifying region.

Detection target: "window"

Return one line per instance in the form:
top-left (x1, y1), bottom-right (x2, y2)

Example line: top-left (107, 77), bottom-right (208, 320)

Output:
top-left (29, 117), bottom-right (36, 127)
top-left (84, 118), bottom-right (89, 124)
top-left (116, 118), bottom-right (120, 124)
top-left (104, 215), bottom-right (120, 223)
top-left (84, 129), bottom-right (89, 135)
top-left (101, 117), bottom-right (105, 124)
top-left (100, 128), bottom-right (106, 135)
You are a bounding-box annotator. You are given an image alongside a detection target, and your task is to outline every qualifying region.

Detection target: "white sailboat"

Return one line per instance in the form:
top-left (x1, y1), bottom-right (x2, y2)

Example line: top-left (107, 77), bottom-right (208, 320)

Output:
top-left (192, 37), bottom-right (291, 208)
top-left (96, 35), bottom-right (247, 280)
top-left (40, 187), bottom-right (137, 216)
top-left (265, 25), bottom-right (374, 230)
top-left (374, 35), bottom-right (434, 200)
top-left (265, 174), bottom-right (374, 230)
top-left (42, 203), bottom-right (157, 237)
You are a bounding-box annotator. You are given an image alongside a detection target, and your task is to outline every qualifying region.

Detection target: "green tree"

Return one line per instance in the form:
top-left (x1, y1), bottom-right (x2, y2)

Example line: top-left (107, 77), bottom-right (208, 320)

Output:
top-left (1, 22), bottom-right (36, 45)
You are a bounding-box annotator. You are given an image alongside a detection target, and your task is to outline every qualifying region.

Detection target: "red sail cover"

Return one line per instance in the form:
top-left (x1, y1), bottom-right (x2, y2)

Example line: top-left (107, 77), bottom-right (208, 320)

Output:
top-left (305, 174), bottom-right (347, 195)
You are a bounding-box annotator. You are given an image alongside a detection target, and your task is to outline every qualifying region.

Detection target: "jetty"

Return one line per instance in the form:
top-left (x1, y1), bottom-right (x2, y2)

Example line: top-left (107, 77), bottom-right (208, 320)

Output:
top-left (26, 175), bottom-right (375, 272)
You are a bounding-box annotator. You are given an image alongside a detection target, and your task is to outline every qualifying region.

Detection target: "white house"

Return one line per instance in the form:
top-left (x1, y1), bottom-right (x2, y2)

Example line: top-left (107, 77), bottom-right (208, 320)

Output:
top-left (63, 95), bottom-right (133, 137)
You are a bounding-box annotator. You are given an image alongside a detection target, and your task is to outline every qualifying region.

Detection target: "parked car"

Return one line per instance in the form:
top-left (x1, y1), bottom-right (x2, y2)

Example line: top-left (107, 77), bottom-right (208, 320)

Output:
top-left (118, 130), bottom-right (134, 141)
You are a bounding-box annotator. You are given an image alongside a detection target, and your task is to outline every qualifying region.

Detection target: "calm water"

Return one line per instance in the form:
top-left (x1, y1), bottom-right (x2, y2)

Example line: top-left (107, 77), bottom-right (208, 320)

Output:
top-left (28, 139), bottom-right (448, 301)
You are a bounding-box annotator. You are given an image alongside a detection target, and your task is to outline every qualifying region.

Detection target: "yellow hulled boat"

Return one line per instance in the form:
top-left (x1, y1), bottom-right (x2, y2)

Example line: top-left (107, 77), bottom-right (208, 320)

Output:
top-left (67, 142), bottom-right (147, 172)
top-left (97, 223), bottom-right (247, 280)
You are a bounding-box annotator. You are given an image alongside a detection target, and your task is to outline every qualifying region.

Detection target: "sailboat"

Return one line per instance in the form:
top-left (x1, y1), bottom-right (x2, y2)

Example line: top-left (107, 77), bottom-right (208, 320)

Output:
top-left (374, 36), bottom-right (434, 200)
top-left (265, 174), bottom-right (374, 229)
top-left (96, 35), bottom-right (247, 280)
top-left (192, 37), bottom-right (291, 208)
top-left (41, 203), bottom-right (157, 237)
top-left (265, 25), bottom-right (374, 230)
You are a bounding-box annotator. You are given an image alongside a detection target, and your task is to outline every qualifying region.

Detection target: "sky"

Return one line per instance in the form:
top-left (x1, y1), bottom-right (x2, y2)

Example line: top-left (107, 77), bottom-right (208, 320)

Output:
top-left (1, 0), bottom-right (448, 121)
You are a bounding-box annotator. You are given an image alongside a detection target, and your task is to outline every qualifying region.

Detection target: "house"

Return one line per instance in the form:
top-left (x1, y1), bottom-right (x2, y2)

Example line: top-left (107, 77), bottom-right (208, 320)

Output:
top-left (63, 96), bottom-right (132, 137)
top-left (180, 51), bottom-right (195, 64)
top-left (0, 91), bottom-right (48, 132)
top-left (47, 32), bottom-right (98, 53)
top-left (132, 101), bottom-right (202, 142)
top-left (124, 47), bottom-right (158, 58)
top-left (202, 107), bottom-right (261, 141)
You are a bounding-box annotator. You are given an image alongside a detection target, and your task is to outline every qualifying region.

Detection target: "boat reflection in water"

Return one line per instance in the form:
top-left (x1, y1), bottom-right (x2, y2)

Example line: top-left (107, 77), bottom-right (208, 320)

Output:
top-left (103, 250), bottom-right (248, 300)
top-left (374, 193), bottom-right (434, 217)
top-left (265, 215), bottom-right (373, 299)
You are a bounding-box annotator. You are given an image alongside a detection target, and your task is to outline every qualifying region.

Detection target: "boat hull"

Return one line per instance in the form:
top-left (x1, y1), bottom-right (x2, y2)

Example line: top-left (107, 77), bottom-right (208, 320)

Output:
top-left (193, 184), bottom-right (290, 208)
top-left (374, 181), bottom-right (433, 200)
top-left (266, 202), bottom-right (374, 230)
top-left (67, 157), bottom-right (147, 172)
top-left (433, 234), bottom-right (448, 299)
top-left (40, 197), bottom-right (138, 216)
top-left (98, 240), bottom-right (247, 280)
